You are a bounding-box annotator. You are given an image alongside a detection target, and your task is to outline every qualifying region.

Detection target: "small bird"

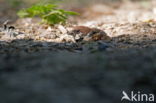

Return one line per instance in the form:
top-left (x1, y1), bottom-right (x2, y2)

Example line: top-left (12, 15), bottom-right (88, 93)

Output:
top-left (72, 26), bottom-right (92, 35)
top-left (70, 26), bottom-right (110, 42)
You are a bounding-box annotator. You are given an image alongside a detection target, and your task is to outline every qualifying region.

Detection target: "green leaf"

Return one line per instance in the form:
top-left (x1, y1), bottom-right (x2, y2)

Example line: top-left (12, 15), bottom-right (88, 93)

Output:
top-left (17, 3), bottom-right (79, 25)
top-left (17, 9), bottom-right (29, 17)
top-left (63, 10), bottom-right (79, 15)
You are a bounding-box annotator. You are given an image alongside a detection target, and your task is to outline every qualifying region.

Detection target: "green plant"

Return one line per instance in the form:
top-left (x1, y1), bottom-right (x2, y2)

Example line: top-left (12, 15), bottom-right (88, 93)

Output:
top-left (17, 3), bottom-right (79, 25)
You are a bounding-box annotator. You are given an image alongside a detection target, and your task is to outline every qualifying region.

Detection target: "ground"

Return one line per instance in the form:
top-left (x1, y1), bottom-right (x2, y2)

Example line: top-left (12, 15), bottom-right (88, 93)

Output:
top-left (0, 0), bottom-right (156, 103)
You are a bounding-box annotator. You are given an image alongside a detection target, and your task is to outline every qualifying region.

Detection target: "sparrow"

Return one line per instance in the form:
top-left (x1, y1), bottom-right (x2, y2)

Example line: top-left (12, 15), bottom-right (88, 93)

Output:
top-left (70, 26), bottom-right (110, 42)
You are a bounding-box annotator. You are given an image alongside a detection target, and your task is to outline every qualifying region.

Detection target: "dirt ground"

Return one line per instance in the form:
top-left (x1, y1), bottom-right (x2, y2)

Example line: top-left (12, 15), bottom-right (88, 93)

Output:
top-left (1, 0), bottom-right (156, 103)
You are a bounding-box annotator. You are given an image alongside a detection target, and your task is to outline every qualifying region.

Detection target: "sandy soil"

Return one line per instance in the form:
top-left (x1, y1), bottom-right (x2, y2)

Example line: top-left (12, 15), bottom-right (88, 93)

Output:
top-left (1, 0), bottom-right (156, 103)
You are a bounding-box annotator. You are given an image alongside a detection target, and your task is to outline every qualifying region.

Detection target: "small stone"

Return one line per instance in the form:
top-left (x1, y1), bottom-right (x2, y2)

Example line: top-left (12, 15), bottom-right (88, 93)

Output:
top-left (58, 25), bottom-right (68, 34)
top-left (57, 34), bottom-right (75, 43)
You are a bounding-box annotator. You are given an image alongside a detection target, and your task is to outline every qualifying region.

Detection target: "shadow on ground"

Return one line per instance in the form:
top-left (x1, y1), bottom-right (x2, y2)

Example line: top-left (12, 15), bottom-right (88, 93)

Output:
top-left (0, 36), bottom-right (156, 103)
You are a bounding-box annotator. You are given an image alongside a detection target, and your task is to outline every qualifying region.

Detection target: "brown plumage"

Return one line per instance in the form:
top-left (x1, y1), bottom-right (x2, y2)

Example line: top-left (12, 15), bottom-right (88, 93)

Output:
top-left (72, 26), bottom-right (93, 35)
top-left (70, 26), bottom-right (111, 41)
